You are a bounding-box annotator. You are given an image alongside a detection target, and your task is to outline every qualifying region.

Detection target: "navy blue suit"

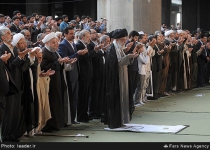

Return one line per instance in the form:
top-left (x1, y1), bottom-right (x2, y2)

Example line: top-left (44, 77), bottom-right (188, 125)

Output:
top-left (58, 39), bottom-right (79, 122)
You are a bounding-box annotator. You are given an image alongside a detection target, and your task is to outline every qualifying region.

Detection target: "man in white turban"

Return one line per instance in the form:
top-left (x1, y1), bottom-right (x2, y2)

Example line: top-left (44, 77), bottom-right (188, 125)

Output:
top-left (164, 28), bottom-right (185, 94)
top-left (35, 48), bottom-right (55, 134)
top-left (11, 32), bottom-right (39, 140)
top-left (164, 30), bottom-right (174, 37)
top-left (40, 32), bottom-right (70, 132)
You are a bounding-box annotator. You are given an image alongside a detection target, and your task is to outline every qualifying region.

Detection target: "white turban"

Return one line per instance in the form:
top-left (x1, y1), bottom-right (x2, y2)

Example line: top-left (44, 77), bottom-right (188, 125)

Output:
top-left (42, 32), bottom-right (57, 44)
top-left (164, 30), bottom-right (174, 37)
top-left (138, 31), bottom-right (144, 35)
top-left (12, 33), bottom-right (24, 46)
top-left (177, 30), bottom-right (184, 34)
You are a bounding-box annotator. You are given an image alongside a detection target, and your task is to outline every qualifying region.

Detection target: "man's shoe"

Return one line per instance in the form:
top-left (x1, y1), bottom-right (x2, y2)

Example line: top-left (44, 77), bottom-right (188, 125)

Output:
top-left (135, 103), bottom-right (142, 107)
top-left (72, 121), bottom-right (80, 124)
top-left (64, 123), bottom-right (70, 127)
top-left (148, 96), bottom-right (158, 100)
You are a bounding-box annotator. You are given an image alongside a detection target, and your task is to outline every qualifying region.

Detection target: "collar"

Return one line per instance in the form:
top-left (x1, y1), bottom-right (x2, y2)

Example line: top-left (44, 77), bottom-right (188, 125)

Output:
top-left (65, 38), bottom-right (74, 45)
top-left (199, 40), bottom-right (203, 45)
top-left (45, 46), bottom-right (54, 52)
top-left (91, 40), bottom-right (98, 45)
top-left (4, 42), bottom-right (13, 50)
top-left (79, 40), bottom-right (87, 48)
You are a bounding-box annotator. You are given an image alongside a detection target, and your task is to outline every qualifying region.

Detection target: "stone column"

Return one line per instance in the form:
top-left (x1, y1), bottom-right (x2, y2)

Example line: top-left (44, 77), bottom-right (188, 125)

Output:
top-left (97, 0), bottom-right (107, 21)
top-left (97, 0), bottom-right (161, 34)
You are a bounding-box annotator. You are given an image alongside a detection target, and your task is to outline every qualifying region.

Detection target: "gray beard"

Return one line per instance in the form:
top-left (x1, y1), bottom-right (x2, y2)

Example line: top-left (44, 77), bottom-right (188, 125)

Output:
top-left (46, 46), bottom-right (57, 52)
top-left (116, 41), bottom-right (125, 50)
top-left (49, 48), bottom-right (57, 52)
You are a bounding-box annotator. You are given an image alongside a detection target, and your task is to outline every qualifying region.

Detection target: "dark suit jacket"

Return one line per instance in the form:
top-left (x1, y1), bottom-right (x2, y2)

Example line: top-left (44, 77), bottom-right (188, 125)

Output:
top-left (58, 39), bottom-right (78, 59)
top-left (125, 41), bottom-right (138, 72)
top-left (87, 41), bottom-right (104, 79)
top-left (0, 44), bottom-right (30, 92)
top-left (31, 27), bottom-right (41, 43)
top-left (58, 39), bottom-right (79, 82)
top-left (196, 41), bottom-right (207, 65)
top-left (9, 24), bottom-right (21, 33)
top-left (76, 40), bottom-right (93, 81)
top-left (153, 44), bottom-right (166, 72)
top-left (0, 59), bottom-right (9, 96)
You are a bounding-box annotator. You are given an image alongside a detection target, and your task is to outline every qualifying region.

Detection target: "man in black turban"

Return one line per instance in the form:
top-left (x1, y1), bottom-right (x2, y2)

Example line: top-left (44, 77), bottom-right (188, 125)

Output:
top-left (104, 28), bottom-right (139, 128)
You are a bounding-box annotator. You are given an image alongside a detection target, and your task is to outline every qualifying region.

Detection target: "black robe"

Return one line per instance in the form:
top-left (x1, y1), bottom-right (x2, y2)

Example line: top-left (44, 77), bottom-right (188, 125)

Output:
top-left (0, 44), bottom-right (30, 141)
top-left (40, 47), bottom-right (64, 129)
top-left (105, 43), bottom-right (122, 129)
top-left (164, 39), bottom-right (178, 91)
top-left (152, 44), bottom-right (167, 98)
top-left (21, 57), bottom-right (39, 132)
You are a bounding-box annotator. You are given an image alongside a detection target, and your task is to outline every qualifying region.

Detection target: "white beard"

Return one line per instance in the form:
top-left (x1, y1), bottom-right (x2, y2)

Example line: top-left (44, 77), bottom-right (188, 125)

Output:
top-left (116, 41), bottom-right (125, 50)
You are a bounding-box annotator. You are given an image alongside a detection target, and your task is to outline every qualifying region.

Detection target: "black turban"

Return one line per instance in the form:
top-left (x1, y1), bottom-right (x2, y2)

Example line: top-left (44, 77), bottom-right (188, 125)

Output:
top-left (112, 28), bottom-right (128, 39)
top-left (107, 30), bottom-right (114, 39)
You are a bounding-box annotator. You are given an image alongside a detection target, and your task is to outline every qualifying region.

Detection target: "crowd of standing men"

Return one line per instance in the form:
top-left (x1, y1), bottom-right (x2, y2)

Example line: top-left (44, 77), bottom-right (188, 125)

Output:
top-left (0, 10), bottom-right (210, 142)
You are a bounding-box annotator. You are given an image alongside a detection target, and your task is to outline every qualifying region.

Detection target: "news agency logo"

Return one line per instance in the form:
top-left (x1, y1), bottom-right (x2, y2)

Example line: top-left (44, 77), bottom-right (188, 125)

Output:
top-left (164, 144), bottom-right (169, 148)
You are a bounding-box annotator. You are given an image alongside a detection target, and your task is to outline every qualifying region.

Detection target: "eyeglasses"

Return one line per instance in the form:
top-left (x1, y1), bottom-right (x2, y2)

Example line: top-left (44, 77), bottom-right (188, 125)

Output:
top-left (91, 32), bottom-right (97, 34)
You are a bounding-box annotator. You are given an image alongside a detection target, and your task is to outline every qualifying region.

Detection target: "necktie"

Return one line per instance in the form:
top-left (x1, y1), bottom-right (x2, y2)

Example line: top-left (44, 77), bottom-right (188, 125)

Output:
top-left (5, 69), bottom-right (9, 82)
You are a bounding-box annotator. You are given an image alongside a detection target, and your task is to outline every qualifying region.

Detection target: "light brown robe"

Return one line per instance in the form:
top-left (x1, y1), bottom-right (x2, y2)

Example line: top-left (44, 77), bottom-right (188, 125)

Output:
top-left (36, 64), bottom-right (51, 132)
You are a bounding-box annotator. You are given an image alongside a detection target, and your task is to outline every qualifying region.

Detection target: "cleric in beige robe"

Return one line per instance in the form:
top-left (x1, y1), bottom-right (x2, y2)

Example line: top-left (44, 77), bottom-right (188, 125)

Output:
top-left (36, 49), bottom-right (52, 133)
top-left (105, 29), bottom-right (138, 128)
